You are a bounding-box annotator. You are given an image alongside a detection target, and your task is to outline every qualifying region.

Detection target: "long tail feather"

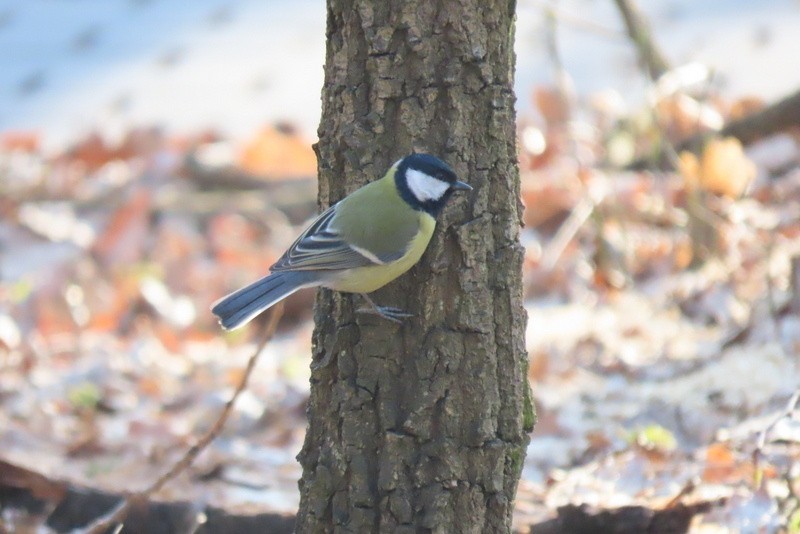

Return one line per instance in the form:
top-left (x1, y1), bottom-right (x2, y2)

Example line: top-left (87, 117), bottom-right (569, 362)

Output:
top-left (211, 271), bottom-right (318, 330)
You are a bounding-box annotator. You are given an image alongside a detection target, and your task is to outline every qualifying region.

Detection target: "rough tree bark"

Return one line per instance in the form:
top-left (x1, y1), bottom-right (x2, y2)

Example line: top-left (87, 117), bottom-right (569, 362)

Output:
top-left (296, 1), bottom-right (533, 532)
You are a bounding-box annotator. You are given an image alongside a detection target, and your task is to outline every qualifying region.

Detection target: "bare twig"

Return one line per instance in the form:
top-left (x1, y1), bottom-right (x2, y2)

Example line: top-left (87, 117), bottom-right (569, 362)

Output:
top-left (683, 88), bottom-right (800, 151)
top-left (612, 0), bottom-right (670, 80)
top-left (611, 0), bottom-right (700, 171)
top-left (664, 477), bottom-right (699, 509)
top-left (790, 255), bottom-right (800, 314)
top-left (543, 196), bottom-right (595, 270)
top-left (542, 3), bottom-right (576, 130)
top-left (764, 238), bottom-right (784, 342)
top-left (630, 87), bottom-right (800, 170)
top-left (529, 0), bottom-right (623, 39)
top-left (75, 303), bottom-right (285, 534)
top-left (752, 389), bottom-right (800, 489)
top-left (540, 3), bottom-right (600, 268)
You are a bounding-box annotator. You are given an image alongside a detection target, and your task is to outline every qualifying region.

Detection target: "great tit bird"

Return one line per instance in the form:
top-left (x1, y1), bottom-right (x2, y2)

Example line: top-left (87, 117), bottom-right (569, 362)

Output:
top-left (211, 153), bottom-right (472, 330)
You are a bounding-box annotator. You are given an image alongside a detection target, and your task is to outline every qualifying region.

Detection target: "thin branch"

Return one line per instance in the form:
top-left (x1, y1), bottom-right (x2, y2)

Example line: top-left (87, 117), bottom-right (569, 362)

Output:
top-left (663, 477), bottom-right (699, 509)
top-left (680, 87), bottom-right (800, 152)
top-left (529, 0), bottom-right (623, 39)
top-left (790, 255), bottom-right (800, 314)
top-left (630, 86), bottom-right (800, 170)
top-left (543, 196), bottom-right (595, 270)
top-left (75, 303), bottom-right (285, 534)
top-left (752, 389), bottom-right (800, 489)
top-left (539, 2), bottom-right (600, 269)
top-left (612, 0), bottom-right (670, 80)
top-left (543, 3), bottom-right (576, 128)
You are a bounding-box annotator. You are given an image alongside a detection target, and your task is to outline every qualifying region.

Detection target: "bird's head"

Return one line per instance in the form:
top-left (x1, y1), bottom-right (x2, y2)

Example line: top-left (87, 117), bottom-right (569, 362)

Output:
top-left (394, 153), bottom-right (472, 215)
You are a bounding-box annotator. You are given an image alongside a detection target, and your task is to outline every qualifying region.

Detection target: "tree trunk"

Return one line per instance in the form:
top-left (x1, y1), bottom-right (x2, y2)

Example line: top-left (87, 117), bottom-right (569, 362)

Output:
top-left (296, 1), bottom-right (533, 532)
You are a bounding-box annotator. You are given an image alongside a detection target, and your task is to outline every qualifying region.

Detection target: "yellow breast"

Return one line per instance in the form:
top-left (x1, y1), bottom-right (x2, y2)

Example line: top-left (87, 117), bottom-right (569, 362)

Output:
top-left (325, 213), bottom-right (436, 294)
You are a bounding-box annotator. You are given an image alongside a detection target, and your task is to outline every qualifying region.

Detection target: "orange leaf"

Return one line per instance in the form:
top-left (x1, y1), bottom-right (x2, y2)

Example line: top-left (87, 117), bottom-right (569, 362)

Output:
top-left (183, 328), bottom-right (217, 343)
top-left (679, 137), bottom-right (756, 198)
top-left (88, 311), bottom-right (119, 332)
top-left (528, 350), bottom-right (550, 382)
top-left (702, 443), bottom-right (736, 483)
top-left (137, 376), bottom-right (163, 397)
top-left (69, 133), bottom-right (115, 171)
top-left (36, 296), bottom-right (74, 338)
top-left (728, 96), bottom-right (764, 121)
top-left (93, 188), bottom-right (152, 265)
top-left (533, 86), bottom-right (570, 126)
top-left (673, 240), bottom-right (693, 270)
top-left (520, 183), bottom-right (576, 228)
top-left (239, 125), bottom-right (317, 179)
top-left (699, 137), bottom-right (756, 198)
top-left (154, 323), bottom-right (182, 353)
top-left (0, 130), bottom-right (40, 152)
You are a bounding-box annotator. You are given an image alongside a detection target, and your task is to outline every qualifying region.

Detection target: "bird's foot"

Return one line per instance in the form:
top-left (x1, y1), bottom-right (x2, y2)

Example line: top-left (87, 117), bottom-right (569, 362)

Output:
top-left (357, 305), bottom-right (414, 323)
top-left (357, 294), bottom-right (414, 323)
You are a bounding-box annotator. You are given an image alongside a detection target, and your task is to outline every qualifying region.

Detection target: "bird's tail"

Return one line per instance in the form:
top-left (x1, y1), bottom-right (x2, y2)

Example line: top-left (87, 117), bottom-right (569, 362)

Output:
top-left (211, 271), bottom-right (319, 330)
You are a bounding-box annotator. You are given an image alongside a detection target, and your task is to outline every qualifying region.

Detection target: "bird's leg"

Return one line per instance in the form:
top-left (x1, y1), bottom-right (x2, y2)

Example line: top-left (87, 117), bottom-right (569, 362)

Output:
top-left (357, 293), bottom-right (414, 323)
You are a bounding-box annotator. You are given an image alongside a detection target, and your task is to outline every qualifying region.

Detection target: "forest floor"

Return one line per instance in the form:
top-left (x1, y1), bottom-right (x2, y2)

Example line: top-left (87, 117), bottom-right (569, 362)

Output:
top-left (2, 1), bottom-right (800, 532)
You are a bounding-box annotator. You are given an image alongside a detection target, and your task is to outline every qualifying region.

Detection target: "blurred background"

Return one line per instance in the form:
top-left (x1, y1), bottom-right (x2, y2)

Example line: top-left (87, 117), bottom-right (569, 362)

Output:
top-left (2, 0), bottom-right (800, 531)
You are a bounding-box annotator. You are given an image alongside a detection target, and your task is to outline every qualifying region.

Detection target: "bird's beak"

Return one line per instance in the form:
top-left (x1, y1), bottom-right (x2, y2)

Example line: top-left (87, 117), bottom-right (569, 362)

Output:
top-left (451, 180), bottom-right (473, 192)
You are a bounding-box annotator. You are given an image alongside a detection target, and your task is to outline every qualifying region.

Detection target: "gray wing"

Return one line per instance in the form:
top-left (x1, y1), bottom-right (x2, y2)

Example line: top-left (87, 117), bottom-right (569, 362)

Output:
top-left (270, 204), bottom-right (397, 272)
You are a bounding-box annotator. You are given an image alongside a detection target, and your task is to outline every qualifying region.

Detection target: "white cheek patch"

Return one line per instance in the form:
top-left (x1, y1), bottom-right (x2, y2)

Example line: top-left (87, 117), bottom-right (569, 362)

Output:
top-left (406, 168), bottom-right (450, 202)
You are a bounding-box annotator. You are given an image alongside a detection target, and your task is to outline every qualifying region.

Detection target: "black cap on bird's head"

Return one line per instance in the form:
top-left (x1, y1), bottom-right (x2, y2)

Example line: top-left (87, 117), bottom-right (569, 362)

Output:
top-left (394, 153), bottom-right (472, 215)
